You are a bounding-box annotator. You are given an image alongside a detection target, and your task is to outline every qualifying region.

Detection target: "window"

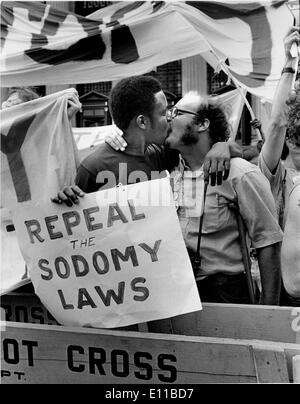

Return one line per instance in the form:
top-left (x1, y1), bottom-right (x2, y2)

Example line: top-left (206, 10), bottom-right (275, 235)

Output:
top-left (77, 91), bottom-right (111, 127)
top-left (147, 61), bottom-right (182, 99)
top-left (207, 64), bottom-right (229, 95)
top-left (77, 82), bottom-right (112, 98)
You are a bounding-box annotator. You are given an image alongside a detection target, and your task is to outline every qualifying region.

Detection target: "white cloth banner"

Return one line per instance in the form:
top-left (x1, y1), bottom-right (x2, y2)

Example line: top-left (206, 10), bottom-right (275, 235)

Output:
top-left (211, 89), bottom-right (246, 139)
top-left (1, 1), bottom-right (293, 101)
top-left (0, 88), bottom-right (79, 208)
top-left (12, 178), bottom-right (202, 328)
top-left (0, 89), bottom-right (79, 294)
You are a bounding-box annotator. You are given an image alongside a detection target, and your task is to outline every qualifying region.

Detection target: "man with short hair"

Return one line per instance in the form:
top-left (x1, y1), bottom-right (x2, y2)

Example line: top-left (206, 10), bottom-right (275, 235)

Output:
top-left (73, 75), bottom-right (175, 196)
top-left (164, 91), bottom-right (282, 305)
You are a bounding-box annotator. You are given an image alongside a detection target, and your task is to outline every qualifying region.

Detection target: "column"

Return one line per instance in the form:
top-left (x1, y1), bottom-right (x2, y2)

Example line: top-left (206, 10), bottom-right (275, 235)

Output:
top-left (181, 55), bottom-right (207, 95)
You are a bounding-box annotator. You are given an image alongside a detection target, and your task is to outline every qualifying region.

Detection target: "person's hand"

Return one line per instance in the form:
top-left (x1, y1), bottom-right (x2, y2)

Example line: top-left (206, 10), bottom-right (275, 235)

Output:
top-left (67, 90), bottom-right (82, 120)
top-left (51, 185), bottom-right (84, 207)
top-left (203, 142), bottom-right (231, 186)
top-left (105, 126), bottom-right (127, 151)
top-left (250, 119), bottom-right (262, 130)
top-left (250, 118), bottom-right (265, 141)
top-left (284, 26), bottom-right (300, 60)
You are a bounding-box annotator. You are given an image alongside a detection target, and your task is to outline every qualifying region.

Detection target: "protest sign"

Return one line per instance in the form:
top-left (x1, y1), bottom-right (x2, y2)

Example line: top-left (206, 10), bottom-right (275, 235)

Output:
top-left (12, 178), bottom-right (201, 328)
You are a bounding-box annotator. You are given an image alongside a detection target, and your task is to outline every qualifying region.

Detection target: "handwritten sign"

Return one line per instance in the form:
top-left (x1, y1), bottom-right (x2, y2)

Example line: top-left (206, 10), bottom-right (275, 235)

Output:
top-left (12, 178), bottom-right (201, 328)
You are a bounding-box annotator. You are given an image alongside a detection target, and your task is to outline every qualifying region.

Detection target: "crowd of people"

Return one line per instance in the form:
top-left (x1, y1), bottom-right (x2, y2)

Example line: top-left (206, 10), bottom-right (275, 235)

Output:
top-left (3, 27), bottom-right (300, 308)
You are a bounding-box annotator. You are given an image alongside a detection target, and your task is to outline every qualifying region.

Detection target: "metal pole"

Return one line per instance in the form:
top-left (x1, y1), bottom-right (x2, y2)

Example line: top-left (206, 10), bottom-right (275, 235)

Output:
top-left (229, 202), bottom-right (256, 304)
top-left (192, 179), bottom-right (209, 272)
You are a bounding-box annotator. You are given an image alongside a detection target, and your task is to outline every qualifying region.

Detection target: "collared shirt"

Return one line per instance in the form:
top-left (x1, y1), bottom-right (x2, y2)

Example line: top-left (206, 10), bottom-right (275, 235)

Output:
top-left (174, 157), bottom-right (283, 279)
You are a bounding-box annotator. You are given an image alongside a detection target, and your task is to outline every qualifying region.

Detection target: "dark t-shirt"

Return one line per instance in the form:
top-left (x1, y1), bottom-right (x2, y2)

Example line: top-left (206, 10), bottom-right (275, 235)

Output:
top-left (75, 143), bottom-right (179, 193)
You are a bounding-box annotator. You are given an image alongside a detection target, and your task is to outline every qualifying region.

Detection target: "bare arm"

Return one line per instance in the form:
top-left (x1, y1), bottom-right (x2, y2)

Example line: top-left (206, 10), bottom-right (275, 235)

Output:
top-left (281, 183), bottom-right (300, 298)
top-left (256, 243), bottom-right (281, 305)
top-left (261, 27), bottom-right (299, 174)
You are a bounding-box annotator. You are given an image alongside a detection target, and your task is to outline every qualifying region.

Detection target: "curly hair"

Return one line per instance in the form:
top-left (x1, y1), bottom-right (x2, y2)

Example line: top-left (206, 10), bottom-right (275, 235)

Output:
top-left (193, 96), bottom-right (230, 145)
top-left (109, 76), bottom-right (162, 131)
top-left (8, 87), bottom-right (39, 102)
top-left (286, 81), bottom-right (300, 145)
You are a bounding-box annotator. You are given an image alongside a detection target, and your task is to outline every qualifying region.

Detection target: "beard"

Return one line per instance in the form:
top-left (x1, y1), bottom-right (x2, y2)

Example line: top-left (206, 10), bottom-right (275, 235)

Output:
top-left (164, 124), bottom-right (198, 149)
top-left (164, 125), bottom-right (173, 148)
top-left (181, 124), bottom-right (198, 145)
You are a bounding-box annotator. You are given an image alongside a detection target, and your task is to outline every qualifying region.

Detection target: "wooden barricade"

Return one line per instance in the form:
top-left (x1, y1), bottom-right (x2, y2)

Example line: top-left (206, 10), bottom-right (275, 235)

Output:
top-left (1, 293), bottom-right (300, 383)
top-left (0, 292), bottom-right (139, 331)
top-left (1, 294), bottom-right (299, 343)
top-left (147, 303), bottom-right (300, 344)
top-left (2, 321), bottom-right (300, 384)
top-left (1, 293), bottom-right (59, 326)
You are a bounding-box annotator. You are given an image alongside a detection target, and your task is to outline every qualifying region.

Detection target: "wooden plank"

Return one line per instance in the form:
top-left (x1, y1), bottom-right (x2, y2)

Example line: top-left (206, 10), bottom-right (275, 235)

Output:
top-left (2, 295), bottom-right (298, 344)
top-left (1, 321), bottom-right (262, 384)
top-left (0, 293), bottom-right (139, 332)
top-left (292, 356), bottom-right (300, 383)
top-left (242, 339), bottom-right (300, 383)
top-left (252, 346), bottom-right (289, 383)
top-left (148, 303), bottom-right (299, 344)
top-left (283, 347), bottom-right (300, 382)
top-left (1, 293), bottom-right (59, 326)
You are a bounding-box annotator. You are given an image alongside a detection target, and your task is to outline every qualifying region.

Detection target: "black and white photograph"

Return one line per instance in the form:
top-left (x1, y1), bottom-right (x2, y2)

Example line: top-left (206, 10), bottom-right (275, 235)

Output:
top-left (0, 0), bottom-right (300, 387)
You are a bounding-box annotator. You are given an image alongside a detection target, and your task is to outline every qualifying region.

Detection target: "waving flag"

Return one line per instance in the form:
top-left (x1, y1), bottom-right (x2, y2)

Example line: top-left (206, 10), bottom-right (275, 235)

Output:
top-left (0, 89), bottom-right (79, 294)
top-left (1, 1), bottom-right (293, 101)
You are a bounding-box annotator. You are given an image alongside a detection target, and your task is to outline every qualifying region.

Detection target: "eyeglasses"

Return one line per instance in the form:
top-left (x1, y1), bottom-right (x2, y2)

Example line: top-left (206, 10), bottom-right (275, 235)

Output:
top-left (166, 106), bottom-right (199, 120)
